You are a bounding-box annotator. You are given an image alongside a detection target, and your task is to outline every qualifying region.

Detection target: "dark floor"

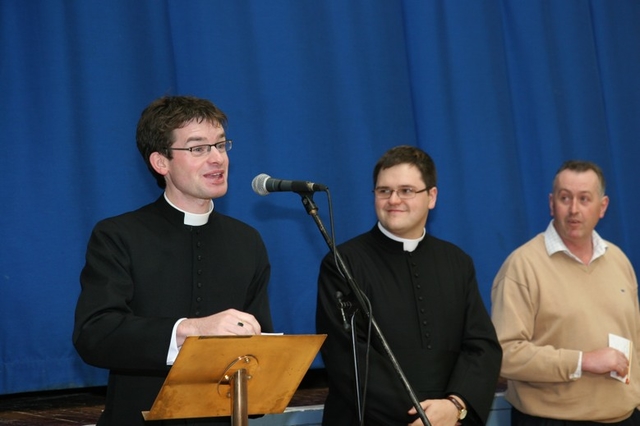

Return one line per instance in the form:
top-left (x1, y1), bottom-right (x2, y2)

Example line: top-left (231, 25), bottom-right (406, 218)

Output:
top-left (0, 370), bottom-right (329, 425)
top-left (0, 386), bottom-right (106, 426)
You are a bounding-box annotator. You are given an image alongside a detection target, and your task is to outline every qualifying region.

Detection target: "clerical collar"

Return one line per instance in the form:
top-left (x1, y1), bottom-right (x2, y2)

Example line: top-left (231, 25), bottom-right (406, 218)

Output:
top-left (164, 193), bottom-right (214, 226)
top-left (377, 222), bottom-right (425, 252)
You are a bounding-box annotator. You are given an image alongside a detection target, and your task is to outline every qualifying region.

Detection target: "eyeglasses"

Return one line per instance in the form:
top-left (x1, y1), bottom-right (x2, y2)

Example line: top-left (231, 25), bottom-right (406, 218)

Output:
top-left (167, 140), bottom-right (233, 157)
top-left (373, 186), bottom-right (429, 199)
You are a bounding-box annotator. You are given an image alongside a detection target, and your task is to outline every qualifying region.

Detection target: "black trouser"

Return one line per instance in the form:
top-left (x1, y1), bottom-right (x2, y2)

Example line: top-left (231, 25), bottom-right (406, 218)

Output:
top-left (512, 408), bottom-right (640, 426)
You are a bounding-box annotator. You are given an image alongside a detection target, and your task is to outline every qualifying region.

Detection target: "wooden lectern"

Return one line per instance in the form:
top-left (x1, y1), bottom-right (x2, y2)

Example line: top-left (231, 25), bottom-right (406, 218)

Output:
top-left (142, 334), bottom-right (326, 425)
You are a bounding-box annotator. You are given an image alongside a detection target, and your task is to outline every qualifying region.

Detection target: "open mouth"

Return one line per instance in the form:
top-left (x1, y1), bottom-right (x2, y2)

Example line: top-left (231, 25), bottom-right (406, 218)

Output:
top-left (204, 171), bottom-right (225, 183)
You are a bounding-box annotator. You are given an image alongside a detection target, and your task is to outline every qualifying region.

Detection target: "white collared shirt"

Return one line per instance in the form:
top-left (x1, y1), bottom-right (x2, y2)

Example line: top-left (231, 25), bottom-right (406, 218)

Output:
top-left (543, 220), bottom-right (608, 265)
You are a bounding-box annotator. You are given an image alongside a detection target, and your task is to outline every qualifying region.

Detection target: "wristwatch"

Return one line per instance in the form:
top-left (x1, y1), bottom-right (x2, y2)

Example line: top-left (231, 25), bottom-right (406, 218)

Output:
top-left (446, 396), bottom-right (467, 420)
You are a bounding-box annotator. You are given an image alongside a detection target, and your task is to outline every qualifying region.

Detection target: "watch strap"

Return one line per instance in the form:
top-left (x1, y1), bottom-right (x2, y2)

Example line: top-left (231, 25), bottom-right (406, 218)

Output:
top-left (446, 396), bottom-right (465, 419)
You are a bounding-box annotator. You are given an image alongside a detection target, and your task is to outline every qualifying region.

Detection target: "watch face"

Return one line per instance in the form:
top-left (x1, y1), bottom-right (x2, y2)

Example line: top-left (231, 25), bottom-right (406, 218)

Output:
top-left (459, 408), bottom-right (467, 420)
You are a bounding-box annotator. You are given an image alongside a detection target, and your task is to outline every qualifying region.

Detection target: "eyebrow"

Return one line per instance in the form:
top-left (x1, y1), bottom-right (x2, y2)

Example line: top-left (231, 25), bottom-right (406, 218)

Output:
top-left (557, 189), bottom-right (595, 196)
top-left (184, 135), bottom-right (226, 144)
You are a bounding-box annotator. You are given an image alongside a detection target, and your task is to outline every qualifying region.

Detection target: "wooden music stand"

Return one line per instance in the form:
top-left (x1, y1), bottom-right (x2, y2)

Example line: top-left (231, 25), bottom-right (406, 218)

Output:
top-left (142, 334), bottom-right (326, 425)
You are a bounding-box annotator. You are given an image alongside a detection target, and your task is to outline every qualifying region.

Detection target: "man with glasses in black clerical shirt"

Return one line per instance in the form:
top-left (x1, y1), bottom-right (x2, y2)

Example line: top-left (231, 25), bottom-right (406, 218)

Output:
top-left (316, 145), bottom-right (502, 426)
top-left (73, 95), bottom-right (273, 425)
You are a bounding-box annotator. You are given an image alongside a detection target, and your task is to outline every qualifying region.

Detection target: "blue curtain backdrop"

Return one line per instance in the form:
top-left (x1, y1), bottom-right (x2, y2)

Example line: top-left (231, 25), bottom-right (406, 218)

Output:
top-left (1, 0), bottom-right (639, 394)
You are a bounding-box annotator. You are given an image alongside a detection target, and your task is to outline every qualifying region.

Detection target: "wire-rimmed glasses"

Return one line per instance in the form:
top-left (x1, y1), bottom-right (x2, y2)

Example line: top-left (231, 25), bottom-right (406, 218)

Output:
top-left (167, 140), bottom-right (233, 157)
top-left (373, 186), bottom-right (429, 199)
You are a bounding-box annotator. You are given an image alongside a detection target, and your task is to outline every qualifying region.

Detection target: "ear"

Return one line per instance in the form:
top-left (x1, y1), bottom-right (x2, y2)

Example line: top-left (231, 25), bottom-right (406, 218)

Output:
top-left (149, 152), bottom-right (169, 176)
top-left (427, 187), bottom-right (438, 209)
top-left (599, 195), bottom-right (610, 218)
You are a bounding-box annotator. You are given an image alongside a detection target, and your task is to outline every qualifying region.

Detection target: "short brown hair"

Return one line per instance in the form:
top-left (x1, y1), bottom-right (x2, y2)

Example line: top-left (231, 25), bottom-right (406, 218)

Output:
top-left (136, 96), bottom-right (228, 188)
top-left (553, 160), bottom-right (606, 196)
top-left (373, 145), bottom-right (437, 190)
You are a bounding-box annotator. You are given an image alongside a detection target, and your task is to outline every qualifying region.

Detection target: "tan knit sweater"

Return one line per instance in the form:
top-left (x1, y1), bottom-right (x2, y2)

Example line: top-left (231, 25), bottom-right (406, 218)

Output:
top-left (491, 233), bottom-right (640, 422)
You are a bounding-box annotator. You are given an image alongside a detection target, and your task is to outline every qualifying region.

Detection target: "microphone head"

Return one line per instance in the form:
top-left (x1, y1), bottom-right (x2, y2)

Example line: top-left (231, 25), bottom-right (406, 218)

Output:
top-left (252, 173), bottom-right (271, 196)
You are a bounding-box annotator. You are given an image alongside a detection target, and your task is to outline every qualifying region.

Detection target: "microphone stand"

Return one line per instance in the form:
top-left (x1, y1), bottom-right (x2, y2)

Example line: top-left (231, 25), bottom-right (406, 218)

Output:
top-left (299, 192), bottom-right (431, 426)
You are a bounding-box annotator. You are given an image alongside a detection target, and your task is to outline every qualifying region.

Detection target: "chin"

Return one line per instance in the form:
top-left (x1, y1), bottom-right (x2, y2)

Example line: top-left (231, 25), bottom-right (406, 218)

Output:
top-left (209, 183), bottom-right (228, 196)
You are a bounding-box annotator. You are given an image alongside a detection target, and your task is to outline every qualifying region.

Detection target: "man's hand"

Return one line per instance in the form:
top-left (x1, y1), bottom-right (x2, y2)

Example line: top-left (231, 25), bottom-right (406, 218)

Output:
top-left (408, 397), bottom-right (461, 426)
top-left (176, 309), bottom-right (261, 346)
top-left (582, 347), bottom-right (629, 377)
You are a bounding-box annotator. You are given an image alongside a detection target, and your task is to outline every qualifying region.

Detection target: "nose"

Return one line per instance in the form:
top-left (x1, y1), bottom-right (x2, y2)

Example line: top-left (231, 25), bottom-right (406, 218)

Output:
top-left (388, 190), bottom-right (402, 203)
top-left (205, 146), bottom-right (225, 161)
top-left (569, 197), bottom-right (580, 213)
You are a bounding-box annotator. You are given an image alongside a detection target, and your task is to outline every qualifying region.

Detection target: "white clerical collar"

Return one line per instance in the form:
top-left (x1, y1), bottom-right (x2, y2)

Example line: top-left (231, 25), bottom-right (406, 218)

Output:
top-left (164, 193), bottom-right (214, 226)
top-left (377, 222), bottom-right (425, 252)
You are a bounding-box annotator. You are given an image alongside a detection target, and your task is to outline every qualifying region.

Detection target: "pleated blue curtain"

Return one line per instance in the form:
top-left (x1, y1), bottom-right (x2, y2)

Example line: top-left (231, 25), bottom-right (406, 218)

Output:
top-left (1, 0), bottom-right (639, 394)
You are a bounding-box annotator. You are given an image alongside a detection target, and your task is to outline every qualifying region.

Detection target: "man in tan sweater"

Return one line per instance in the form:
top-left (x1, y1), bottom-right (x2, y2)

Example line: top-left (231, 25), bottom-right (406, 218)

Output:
top-left (491, 160), bottom-right (640, 425)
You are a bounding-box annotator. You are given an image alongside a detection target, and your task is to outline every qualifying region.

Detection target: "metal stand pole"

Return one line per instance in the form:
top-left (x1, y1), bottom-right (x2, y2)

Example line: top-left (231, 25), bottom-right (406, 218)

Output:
top-left (230, 369), bottom-right (248, 426)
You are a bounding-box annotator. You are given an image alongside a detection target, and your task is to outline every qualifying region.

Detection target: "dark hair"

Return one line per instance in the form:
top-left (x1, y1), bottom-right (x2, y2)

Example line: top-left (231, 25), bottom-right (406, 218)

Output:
top-left (136, 96), bottom-right (228, 188)
top-left (553, 160), bottom-right (606, 196)
top-left (373, 145), bottom-right (437, 189)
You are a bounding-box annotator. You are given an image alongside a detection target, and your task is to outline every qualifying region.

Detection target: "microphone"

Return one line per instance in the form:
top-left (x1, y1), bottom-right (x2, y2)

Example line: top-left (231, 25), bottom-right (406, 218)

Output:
top-left (252, 173), bottom-right (328, 196)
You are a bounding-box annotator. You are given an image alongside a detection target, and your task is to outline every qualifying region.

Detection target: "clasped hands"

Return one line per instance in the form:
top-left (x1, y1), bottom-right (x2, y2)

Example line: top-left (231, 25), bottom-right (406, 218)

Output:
top-left (408, 397), bottom-right (461, 426)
